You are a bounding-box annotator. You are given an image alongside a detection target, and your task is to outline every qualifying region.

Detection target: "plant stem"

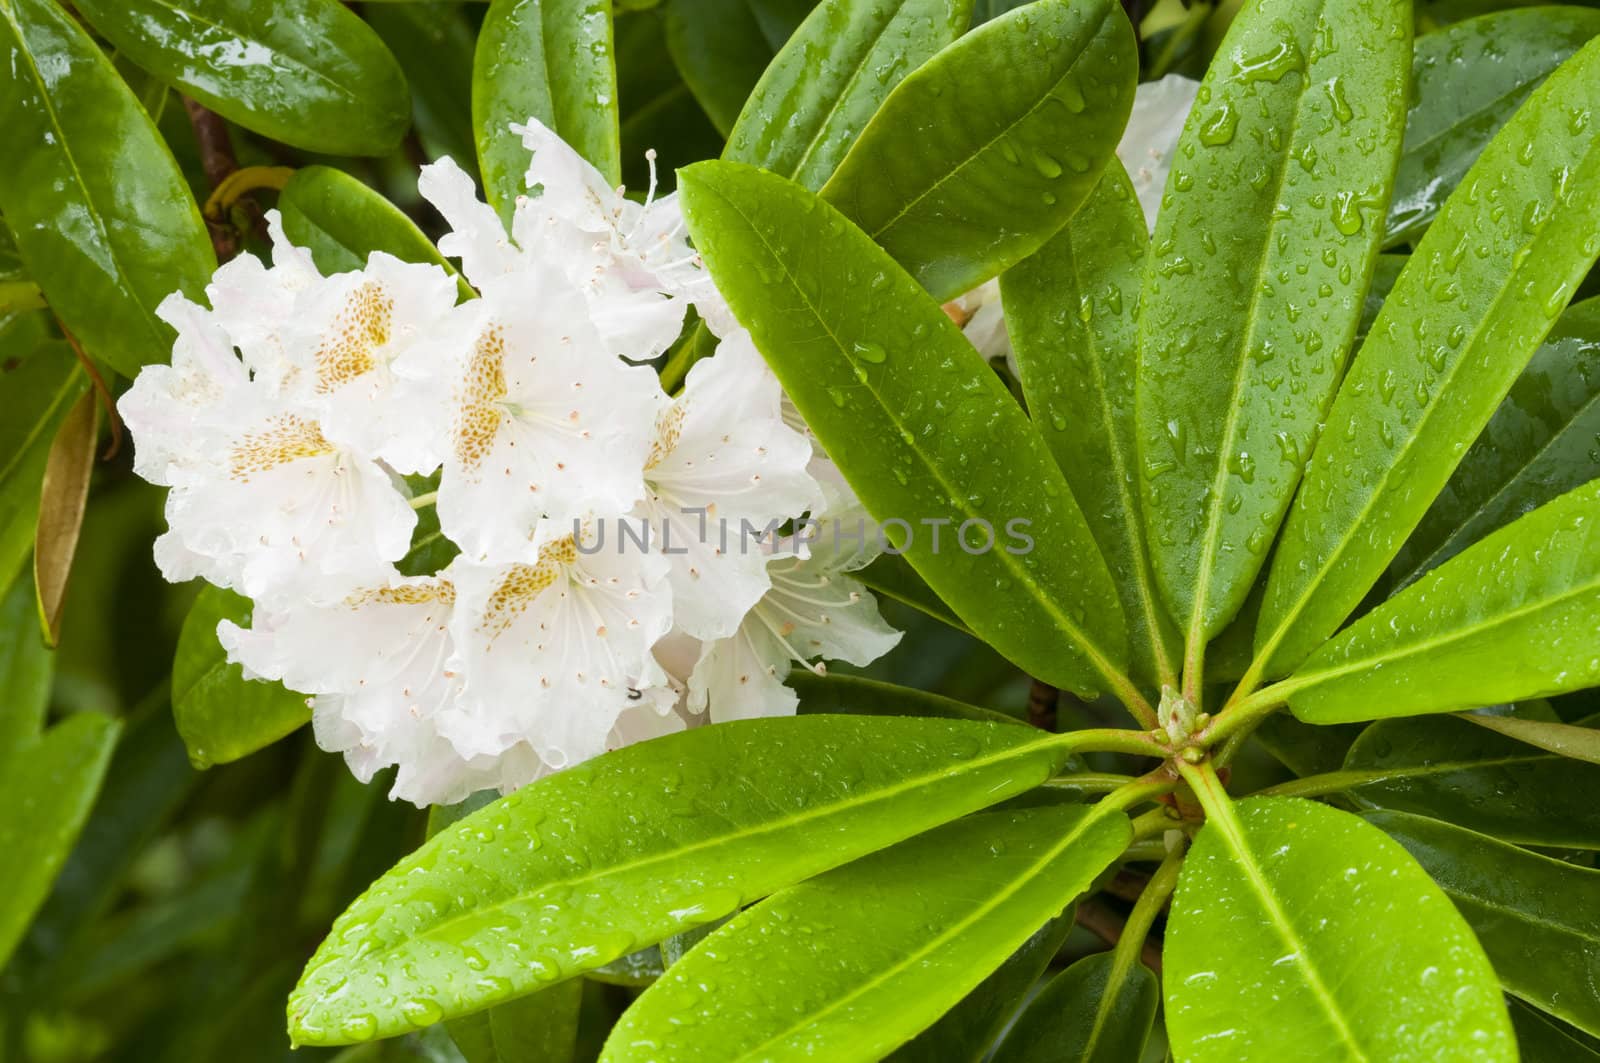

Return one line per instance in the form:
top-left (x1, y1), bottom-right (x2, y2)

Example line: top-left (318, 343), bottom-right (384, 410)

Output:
top-left (1053, 727), bottom-right (1168, 760)
top-left (1200, 677), bottom-right (1303, 760)
top-left (408, 490), bottom-right (439, 510)
top-left (1026, 677), bottom-right (1059, 731)
top-left (1039, 772), bottom-right (1139, 796)
top-left (1175, 756), bottom-right (1234, 828)
top-left (183, 96), bottom-right (242, 260)
top-left (1107, 839), bottom-right (1186, 978)
top-left (1098, 769), bottom-right (1178, 814)
top-left (1131, 805), bottom-right (1181, 842)
top-left (1103, 668), bottom-right (1161, 731)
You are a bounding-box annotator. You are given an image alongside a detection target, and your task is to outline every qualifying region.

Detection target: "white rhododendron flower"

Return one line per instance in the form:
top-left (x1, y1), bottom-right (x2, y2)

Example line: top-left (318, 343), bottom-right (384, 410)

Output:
top-left (685, 511), bottom-right (902, 722)
top-left (119, 124), bottom-right (901, 806)
top-left (952, 74), bottom-right (1201, 365)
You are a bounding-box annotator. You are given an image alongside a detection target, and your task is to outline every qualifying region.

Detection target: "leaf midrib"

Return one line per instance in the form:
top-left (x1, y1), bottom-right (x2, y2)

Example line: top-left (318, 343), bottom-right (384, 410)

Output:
top-left (846, 1), bottom-right (1113, 243)
top-left (1187, 0), bottom-right (1333, 651)
top-left (1292, 571), bottom-right (1600, 694)
top-left (1261, 173), bottom-right (1591, 671)
top-left (729, 809), bottom-right (1118, 1061)
top-left (305, 732), bottom-right (1061, 996)
top-left (706, 180), bottom-right (1126, 689)
top-left (1207, 809), bottom-right (1372, 1060)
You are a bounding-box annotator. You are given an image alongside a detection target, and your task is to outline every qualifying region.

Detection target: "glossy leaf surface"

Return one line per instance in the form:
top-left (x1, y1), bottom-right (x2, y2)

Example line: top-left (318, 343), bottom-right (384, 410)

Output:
top-left (1370, 811), bottom-right (1600, 1037)
top-left (724, 0), bottom-right (969, 190)
top-left (288, 716), bottom-right (1075, 1044)
top-left (822, 0), bottom-right (1137, 301)
top-left (890, 912), bottom-right (1073, 1063)
top-left (661, 0), bottom-right (814, 134)
top-left (681, 161), bottom-right (1128, 698)
top-left (1165, 797), bottom-right (1513, 1061)
top-left (172, 586), bottom-right (310, 769)
top-left (1463, 711), bottom-right (1600, 765)
top-left (1257, 37), bottom-right (1600, 678)
top-left (1339, 713), bottom-right (1600, 848)
top-left (990, 951), bottom-right (1159, 1063)
top-left (1004, 161), bottom-right (1179, 690)
top-left (1394, 297), bottom-right (1600, 584)
top-left (603, 806), bottom-right (1130, 1061)
top-left (279, 166), bottom-right (465, 289)
top-left (1285, 480), bottom-right (1600, 723)
top-left (0, 713), bottom-right (119, 968)
top-left (0, 0), bottom-right (214, 378)
top-left (71, 0), bottom-right (410, 156)
top-left (1387, 7), bottom-right (1600, 247)
top-left (475, 0), bottom-right (620, 223)
top-left (791, 671), bottom-right (1020, 725)
top-left (1136, 0), bottom-right (1410, 650)
top-left (0, 575), bottom-right (51, 754)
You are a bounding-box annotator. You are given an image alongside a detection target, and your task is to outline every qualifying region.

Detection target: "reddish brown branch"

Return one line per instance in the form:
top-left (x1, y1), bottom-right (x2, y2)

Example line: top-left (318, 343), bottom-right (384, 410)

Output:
top-left (1027, 678), bottom-right (1059, 731)
top-left (183, 96), bottom-right (242, 260)
top-left (57, 320), bottom-right (122, 460)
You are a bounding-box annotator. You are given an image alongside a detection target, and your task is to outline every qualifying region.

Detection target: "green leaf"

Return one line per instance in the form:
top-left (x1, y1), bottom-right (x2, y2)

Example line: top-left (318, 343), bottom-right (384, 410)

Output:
top-left (1136, 0), bottom-right (1411, 656)
top-left (854, 552), bottom-right (969, 633)
top-left (0, 712), bottom-right (119, 968)
top-left (1004, 161), bottom-right (1180, 691)
top-left (1357, 251), bottom-right (1408, 342)
top-left (791, 671), bottom-right (1021, 725)
top-left (1251, 714), bottom-right (1363, 777)
top-left (1387, 7), bottom-right (1600, 248)
top-left (447, 981), bottom-right (582, 1063)
top-left (821, 0), bottom-right (1137, 301)
top-left (1462, 711), bottom-right (1600, 765)
top-left (172, 585), bottom-right (310, 769)
top-left (70, 0), bottom-right (410, 156)
top-left (661, 0), bottom-right (816, 136)
top-left (1255, 37), bottom-right (1600, 679)
top-left (1394, 297), bottom-right (1600, 584)
top-left (0, 0), bottom-right (215, 378)
top-left (602, 806), bottom-right (1131, 1061)
top-left (366, 3), bottom-right (478, 170)
top-left (279, 166), bottom-right (471, 297)
top-left (474, 0), bottom-right (620, 226)
top-left (1336, 713), bottom-right (1600, 847)
top-left (724, 0), bottom-right (970, 191)
top-left (0, 573), bottom-right (52, 754)
top-left (990, 951), bottom-right (1159, 1063)
top-left (680, 160), bottom-right (1132, 702)
top-left (287, 716), bottom-right (1079, 1045)
top-left (1513, 999), bottom-right (1600, 1063)
top-left (1164, 796), bottom-right (1513, 1061)
top-left (1368, 811), bottom-right (1600, 1038)
top-left (616, 11), bottom-right (721, 192)
top-left (889, 911), bottom-right (1074, 1063)
top-left (1282, 480), bottom-right (1600, 723)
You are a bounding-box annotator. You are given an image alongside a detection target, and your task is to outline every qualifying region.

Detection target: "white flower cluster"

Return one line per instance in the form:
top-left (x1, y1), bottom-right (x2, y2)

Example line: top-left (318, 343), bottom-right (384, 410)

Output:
top-left (121, 121), bottom-right (901, 806)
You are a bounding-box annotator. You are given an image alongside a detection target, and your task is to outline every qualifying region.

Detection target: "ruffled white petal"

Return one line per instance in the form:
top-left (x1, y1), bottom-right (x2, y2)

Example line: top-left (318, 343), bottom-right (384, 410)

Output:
top-left (1117, 74), bottom-right (1200, 232)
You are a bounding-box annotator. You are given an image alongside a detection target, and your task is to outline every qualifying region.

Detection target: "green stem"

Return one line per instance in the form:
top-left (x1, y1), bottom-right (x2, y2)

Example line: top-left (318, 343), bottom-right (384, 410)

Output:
top-left (1130, 806), bottom-right (1180, 841)
top-left (1098, 770), bottom-right (1178, 814)
top-left (1175, 756), bottom-right (1234, 827)
top-left (1053, 728), bottom-right (1168, 760)
top-left (1200, 677), bottom-right (1303, 762)
top-left (1109, 840), bottom-right (1186, 978)
top-left (408, 490), bottom-right (438, 510)
top-left (1102, 669), bottom-right (1162, 731)
top-left (1040, 772), bottom-right (1139, 795)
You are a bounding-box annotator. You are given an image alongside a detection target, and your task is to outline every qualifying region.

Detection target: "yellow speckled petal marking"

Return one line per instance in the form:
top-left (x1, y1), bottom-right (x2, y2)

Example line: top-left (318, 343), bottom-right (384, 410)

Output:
top-left (478, 537), bottom-right (579, 641)
top-left (345, 581), bottom-right (457, 609)
top-left (454, 323), bottom-right (510, 470)
top-left (316, 281), bottom-right (393, 393)
top-left (228, 414), bottom-right (335, 481)
top-left (645, 404), bottom-right (685, 470)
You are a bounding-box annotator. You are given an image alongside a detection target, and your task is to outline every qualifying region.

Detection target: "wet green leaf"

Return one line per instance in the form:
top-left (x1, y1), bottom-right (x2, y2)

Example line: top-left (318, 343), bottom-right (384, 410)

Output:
top-left (679, 160), bottom-right (1130, 700)
top-left (603, 806), bottom-right (1130, 1061)
top-left (1369, 810), bottom-right (1600, 1037)
top-left (821, 0), bottom-right (1136, 301)
top-left (855, 552), bottom-right (969, 633)
top-left (1337, 713), bottom-right (1600, 847)
top-left (724, 0), bottom-right (969, 190)
top-left (71, 0), bottom-right (410, 156)
top-left (661, 0), bottom-right (815, 135)
top-left (1004, 161), bottom-right (1180, 691)
top-left (791, 671), bottom-right (1020, 725)
top-left (1387, 7), bottom-right (1600, 248)
top-left (0, 712), bottom-right (119, 968)
top-left (889, 911), bottom-right (1074, 1063)
top-left (1165, 797), bottom-right (1513, 1061)
top-left (1394, 297), bottom-right (1600, 584)
top-left (0, 343), bottom-right (81, 595)
top-left (1136, 0), bottom-right (1410, 656)
top-left (279, 166), bottom-right (469, 297)
top-left (447, 980), bottom-right (581, 1063)
top-left (0, 0), bottom-right (215, 378)
top-left (1251, 713), bottom-right (1364, 777)
top-left (288, 716), bottom-right (1078, 1045)
top-left (474, 0), bottom-right (620, 225)
top-left (990, 951), bottom-right (1159, 1063)
top-left (1513, 999), bottom-right (1600, 1062)
top-left (1256, 37), bottom-right (1600, 679)
top-left (1284, 481), bottom-right (1600, 723)
top-left (172, 585), bottom-right (310, 769)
